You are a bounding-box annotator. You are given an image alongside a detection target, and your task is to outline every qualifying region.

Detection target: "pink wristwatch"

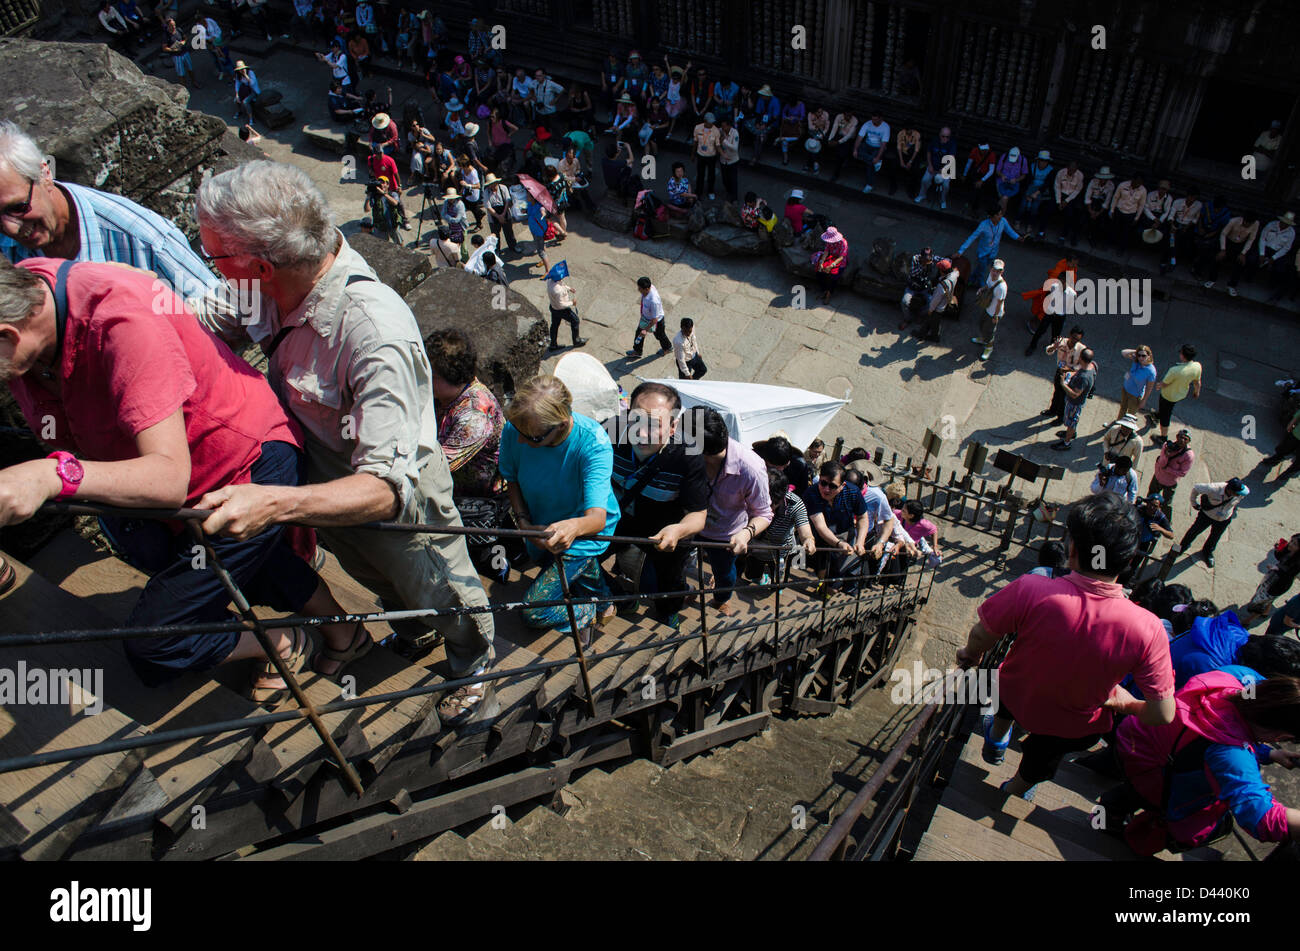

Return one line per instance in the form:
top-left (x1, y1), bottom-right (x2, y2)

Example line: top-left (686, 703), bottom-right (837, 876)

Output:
top-left (47, 451), bottom-right (84, 501)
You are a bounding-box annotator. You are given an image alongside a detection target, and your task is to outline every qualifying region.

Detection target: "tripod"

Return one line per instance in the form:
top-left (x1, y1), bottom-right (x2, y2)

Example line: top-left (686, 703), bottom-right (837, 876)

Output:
top-left (414, 182), bottom-right (442, 246)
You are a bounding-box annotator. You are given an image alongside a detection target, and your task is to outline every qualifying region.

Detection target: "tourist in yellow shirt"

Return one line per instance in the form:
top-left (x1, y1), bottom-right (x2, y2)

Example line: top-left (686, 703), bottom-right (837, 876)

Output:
top-left (1149, 344), bottom-right (1202, 444)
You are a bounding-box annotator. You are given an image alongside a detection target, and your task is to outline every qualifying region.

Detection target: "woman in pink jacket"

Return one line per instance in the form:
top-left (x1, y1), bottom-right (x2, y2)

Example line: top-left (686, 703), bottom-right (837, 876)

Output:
top-left (1110, 672), bottom-right (1300, 854)
top-left (1146, 428), bottom-right (1194, 509)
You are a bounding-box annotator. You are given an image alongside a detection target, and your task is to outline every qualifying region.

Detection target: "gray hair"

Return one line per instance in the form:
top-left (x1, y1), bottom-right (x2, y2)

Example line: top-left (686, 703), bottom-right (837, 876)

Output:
top-left (0, 257), bottom-right (46, 325)
top-left (0, 121), bottom-right (47, 183)
top-left (196, 160), bottom-right (336, 269)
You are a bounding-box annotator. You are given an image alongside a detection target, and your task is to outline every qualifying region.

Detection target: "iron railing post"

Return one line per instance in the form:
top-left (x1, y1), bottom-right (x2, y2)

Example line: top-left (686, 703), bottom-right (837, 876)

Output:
top-left (552, 553), bottom-right (599, 718)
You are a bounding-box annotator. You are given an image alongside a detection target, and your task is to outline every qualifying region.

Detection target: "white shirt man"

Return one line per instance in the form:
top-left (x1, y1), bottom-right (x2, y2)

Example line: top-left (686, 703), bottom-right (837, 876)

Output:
top-left (673, 324), bottom-right (701, 378)
top-left (1142, 184), bottom-right (1173, 224)
top-left (1053, 165), bottom-right (1084, 205)
top-left (1259, 216), bottom-right (1296, 262)
top-left (972, 262), bottom-right (1007, 360)
top-left (99, 4), bottom-right (129, 32)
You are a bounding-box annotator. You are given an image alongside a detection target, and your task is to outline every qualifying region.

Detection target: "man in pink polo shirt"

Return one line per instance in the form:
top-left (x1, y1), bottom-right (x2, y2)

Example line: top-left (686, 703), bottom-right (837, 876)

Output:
top-left (698, 407), bottom-right (772, 616)
top-left (956, 493), bottom-right (1176, 801)
top-left (0, 257), bottom-right (361, 696)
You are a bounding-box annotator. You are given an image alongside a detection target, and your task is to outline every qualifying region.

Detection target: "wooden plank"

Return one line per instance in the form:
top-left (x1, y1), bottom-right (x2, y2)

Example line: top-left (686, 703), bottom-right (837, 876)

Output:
top-left (938, 780), bottom-right (1125, 862)
top-left (915, 803), bottom-right (1063, 862)
top-left (656, 710), bottom-right (770, 767)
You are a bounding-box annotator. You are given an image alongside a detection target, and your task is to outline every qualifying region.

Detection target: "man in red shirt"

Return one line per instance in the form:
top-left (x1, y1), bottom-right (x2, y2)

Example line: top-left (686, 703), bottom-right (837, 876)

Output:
top-left (0, 257), bottom-right (362, 696)
top-left (365, 144), bottom-right (409, 229)
top-left (957, 493), bottom-right (1176, 801)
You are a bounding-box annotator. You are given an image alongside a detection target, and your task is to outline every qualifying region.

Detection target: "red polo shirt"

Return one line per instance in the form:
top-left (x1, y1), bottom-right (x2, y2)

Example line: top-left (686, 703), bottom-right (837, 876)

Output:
top-left (366, 151), bottom-right (400, 187)
top-left (10, 259), bottom-right (300, 505)
top-left (978, 571), bottom-right (1174, 738)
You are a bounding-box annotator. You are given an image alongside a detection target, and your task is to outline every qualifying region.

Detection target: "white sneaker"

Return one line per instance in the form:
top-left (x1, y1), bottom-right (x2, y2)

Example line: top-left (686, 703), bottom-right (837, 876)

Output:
top-left (1228, 287), bottom-right (1238, 297)
top-left (1203, 280), bottom-right (1214, 289)
top-left (913, 196), bottom-right (922, 204)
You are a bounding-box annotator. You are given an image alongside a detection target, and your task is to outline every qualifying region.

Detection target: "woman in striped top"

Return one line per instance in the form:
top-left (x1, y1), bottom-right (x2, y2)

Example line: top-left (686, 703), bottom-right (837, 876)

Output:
top-left (743, 467), bottom-right (816, 587)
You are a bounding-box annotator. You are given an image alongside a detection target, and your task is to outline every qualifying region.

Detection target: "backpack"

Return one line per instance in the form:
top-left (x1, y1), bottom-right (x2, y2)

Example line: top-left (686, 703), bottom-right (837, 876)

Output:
top-left (975, 277), bottom-right (1004, 312)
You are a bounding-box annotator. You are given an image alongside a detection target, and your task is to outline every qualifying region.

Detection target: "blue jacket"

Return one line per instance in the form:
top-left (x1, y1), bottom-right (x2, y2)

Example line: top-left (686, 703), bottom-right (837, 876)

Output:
top-left (958, 217), bottom-right (1020, 258)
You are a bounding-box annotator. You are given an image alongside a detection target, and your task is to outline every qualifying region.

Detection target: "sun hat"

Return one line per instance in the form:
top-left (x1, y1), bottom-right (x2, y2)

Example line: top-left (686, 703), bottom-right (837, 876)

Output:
top-left (703, 111), bottom-right (716, 122)
top-left (371, 112), bottom-right (391, 129)
top-left (618, 94), bottom-right (634, 104)
top-left (1117, 413), bottom-right (1140, 431)
top-left (1142, 227), bottom-right (1164, 244)
top-left (821, 226), bottom-right (843, 243)
top-left (234, 60), bottom-right (249, 71)
top-left (483, 173), bottom-right (502, 187)
top-left (1036, 149), bottom-right (1050, 160)
top-left (1281, 211), bottom-right (1297, 227)
top-left (443, 187), bottom-right (460, 199)
top-left (445, 98), bottom-right (463, 111)
top-left (789, 188), bottom-right (804, 200)
top-left (454, 55), bottom-right (465, 64)
top-left (463, 122), bottom-right (480, 137)
top-left (757, 84), bottom-right (773, 96)
top-left (628, 49), bottom-right (641, 59)
top-left (1095, 166), bottom-right (1115, 179)
top-left (669, 65), bottom-right (684, 77)
top-left (992, 258), bottom-right (1005, 270)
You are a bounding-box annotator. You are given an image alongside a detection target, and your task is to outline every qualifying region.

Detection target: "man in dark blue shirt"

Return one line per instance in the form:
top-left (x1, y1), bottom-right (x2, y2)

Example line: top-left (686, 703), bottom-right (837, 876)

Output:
top-left (915, 127), bottom-right (957, 208)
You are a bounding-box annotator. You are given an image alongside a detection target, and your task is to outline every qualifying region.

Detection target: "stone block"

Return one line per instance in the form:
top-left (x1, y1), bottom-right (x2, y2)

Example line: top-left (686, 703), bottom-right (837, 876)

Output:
top-left (690, 223), bottom-right (765, 257)
top-left (405, 268), bottom-right (547, 403)
top-left (592, 193), bottom-right (632, 233)
top-left (349, 231), bottom-right (432, 298)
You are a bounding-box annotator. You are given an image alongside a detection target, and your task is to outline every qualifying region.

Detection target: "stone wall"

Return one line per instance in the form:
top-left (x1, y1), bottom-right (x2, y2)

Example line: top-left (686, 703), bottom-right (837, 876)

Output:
top-left (0, 38), bottom-right (227, 235)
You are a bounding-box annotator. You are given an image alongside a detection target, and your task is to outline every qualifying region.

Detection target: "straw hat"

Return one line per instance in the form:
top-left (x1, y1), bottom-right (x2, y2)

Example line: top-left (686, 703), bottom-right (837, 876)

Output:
top-left (669, 65), bottom-right (684, 78)
top-left (1116, 413), bottom-right (1140, 431)
top-left (1142, 227), bottom-right (1164, 244)
top-left (234, 60), bottom-right (249, 71)
top-left (443, 187), bottom-right (460, 199)
top-left (1282, 211), bottom-right (1297, 227)
top-left (617, 94), bottom-right (634, 105)
top-left (821, 226), bottom-right (843, 243)
top-left (1095, 166), bottom-right (1114, 179)
top-left (463, 122), bottom-right (480, 137)
top-left (757, 84), bottom-right (773, 96)
top-left (483, 173), bottom-right (503, 187)
top-left (371, 112), bottom-right (391, 130)
top-left (445, 98), bottom-right (463, 111)
top-left (846, 459), bottom-right (886, 486)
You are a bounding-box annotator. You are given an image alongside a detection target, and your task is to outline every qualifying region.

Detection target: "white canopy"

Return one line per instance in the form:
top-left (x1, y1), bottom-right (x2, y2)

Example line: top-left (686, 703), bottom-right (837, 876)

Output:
top-left (555, 351), bottom-right (623, 422)
top-left (641, 378), bottom-right (848, 449)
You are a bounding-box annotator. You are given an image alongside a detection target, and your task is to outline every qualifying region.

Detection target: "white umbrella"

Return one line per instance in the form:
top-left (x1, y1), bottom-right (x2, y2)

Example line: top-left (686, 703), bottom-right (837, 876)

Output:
top-left (641, 378), bottom-right (848, 450)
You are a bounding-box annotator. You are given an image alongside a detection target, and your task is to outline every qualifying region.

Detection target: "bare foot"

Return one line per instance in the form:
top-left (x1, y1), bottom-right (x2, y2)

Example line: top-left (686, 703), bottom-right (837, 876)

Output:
top-left (713, 600), bottom-right (738, 617)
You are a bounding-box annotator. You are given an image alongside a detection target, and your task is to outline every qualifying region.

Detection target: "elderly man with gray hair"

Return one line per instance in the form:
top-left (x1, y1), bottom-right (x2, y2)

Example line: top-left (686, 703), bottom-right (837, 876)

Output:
top-left (0, 120), bottom-right (220, 307)
top-left (191, 160), bottom-right (497, 723)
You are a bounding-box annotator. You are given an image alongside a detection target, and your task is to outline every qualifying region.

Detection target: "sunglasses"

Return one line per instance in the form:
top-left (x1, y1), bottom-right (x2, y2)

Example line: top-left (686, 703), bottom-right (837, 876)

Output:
top-left (520, 421), bottom-right (560, 444)
top-left (819, 479), bottom-right (840, 490)
top-left (1, 180), bottom-right (35, 223)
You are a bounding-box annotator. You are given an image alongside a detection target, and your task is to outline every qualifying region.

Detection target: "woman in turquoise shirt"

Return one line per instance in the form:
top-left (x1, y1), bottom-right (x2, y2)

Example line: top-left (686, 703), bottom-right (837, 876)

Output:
top-left (499, 375), bottom-right (620, 645)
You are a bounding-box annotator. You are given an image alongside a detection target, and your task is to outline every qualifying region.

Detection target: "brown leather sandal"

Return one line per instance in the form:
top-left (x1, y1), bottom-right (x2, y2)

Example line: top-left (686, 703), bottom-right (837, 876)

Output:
top-left (312, 622), bottom-right (373, 679)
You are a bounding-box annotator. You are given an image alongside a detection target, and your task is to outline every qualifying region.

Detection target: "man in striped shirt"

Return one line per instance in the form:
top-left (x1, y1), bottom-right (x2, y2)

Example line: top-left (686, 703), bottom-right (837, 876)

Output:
top-left (0, 121), bottom-right (220, 309)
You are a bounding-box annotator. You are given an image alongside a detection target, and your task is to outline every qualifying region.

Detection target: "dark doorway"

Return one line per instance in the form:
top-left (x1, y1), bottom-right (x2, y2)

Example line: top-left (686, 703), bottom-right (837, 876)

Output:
top-left (1185, 77), bottom-right (1293, 164)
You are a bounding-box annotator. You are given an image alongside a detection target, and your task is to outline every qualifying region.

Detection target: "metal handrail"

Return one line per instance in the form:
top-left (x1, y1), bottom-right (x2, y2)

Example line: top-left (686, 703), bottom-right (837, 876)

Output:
top-left (809, 636), bottom-right (1013, 861)
top-left (2, 499), bottom-right (931, 787)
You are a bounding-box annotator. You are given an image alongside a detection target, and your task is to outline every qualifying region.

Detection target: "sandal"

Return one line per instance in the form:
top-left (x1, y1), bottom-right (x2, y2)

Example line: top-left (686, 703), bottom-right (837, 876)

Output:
top-left (312, 621), bottom-right (374, 679)
top-left (438, 670), bottom-right (500, 724)
top-left (0, 556), bottom-right (15, 598)
top-left (247, 626), bottom-right (317, 705)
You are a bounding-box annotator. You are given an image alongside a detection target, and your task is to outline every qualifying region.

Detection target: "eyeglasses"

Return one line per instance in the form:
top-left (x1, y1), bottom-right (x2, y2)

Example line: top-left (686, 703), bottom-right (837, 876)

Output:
top-left (1, 180), bottom-right (35, 223)
top-left (819, 479), bottom-right (840, 490)
top-left (199, 241), bottom-right (241, 263)
top-left (519, 421), bottom-right (561, 444)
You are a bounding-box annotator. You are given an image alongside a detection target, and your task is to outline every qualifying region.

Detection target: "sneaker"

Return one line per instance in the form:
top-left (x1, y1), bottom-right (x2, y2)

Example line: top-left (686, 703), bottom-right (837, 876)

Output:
top-left (626, 349), bottom-right (643, 357)
top-left (940, 201), bottom-right (947, 209)
top-left (549, 344), bottom-right (563, 352)
top-left (982, 715), bottom-right (1010, 765)
top-left (759, 571), bottom-right (772, 587)
top-left (970, 336), bottom-right (987, 346)
top-left (1039, 410), bottom-right (1056, 418)
top-left (913, 196), bottom-right (922, 204)
top-left (1203, 280), bottom-right (1214, 289)
top-left (862, 185), bottom-right (873, 194)
top-left (999, 778), bottom-right (1037, 802)
top-left (1203, 551), bottom-right (1215, 568)
top-left (572, 337), bottom-right (588, 347)
top-left (980, 346), bottom-right (993, 360)
top-left (1228, 287), bottom-right (1238, 297)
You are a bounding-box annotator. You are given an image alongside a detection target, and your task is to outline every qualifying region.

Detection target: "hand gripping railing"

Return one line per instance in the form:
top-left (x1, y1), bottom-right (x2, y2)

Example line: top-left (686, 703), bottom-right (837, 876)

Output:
top-left (0, 501), bottom-right (933, 798)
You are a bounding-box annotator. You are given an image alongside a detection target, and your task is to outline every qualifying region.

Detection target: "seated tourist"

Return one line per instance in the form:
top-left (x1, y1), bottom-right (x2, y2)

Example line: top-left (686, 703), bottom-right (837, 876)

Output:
top-left (499, 375), bottom-right (620, 647)
top-left (698, 408), bottom-right (773, 616)
top-left (607, 382), bottom-right (709, 627)
top-left (0, 256), bottom-right (364, 698)
top-left (666, 161), bottom-right (696, 215)
top-left (328, 81), bottom-right (364, 122)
